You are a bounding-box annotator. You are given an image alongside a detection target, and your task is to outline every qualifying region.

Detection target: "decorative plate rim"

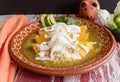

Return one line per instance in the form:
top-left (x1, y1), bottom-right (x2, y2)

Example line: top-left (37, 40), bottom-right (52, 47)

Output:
top-left (8, 18), bottom-right (117, 76)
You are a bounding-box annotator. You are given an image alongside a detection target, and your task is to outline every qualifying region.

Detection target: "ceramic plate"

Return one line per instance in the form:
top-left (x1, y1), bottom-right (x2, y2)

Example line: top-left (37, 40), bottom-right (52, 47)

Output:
top-left (9, 18), bottom-right (116, 76)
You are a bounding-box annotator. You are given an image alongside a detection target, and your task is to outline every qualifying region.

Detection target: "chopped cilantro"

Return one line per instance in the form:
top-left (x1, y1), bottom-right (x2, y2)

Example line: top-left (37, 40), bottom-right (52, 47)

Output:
top-left (56, 16), bottom-right (79, 25)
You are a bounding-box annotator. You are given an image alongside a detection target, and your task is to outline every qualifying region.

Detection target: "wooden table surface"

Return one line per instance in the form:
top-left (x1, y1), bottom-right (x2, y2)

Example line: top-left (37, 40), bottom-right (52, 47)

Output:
top-left (0, 15), bottom-right (120, 82)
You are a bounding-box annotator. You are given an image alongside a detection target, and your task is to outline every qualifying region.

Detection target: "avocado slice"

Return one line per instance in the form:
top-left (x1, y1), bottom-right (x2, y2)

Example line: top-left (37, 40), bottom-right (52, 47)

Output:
top-left (49, 14), bottom-right (56, 25)
top-left (40, 14), bottom-right (47, 27)
top-left (46, 15), bottom-right (53, 26)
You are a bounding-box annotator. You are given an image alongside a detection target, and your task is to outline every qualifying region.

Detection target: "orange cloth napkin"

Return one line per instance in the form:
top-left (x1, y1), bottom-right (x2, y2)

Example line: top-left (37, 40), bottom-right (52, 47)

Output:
top-left (0, 15), bottom-right (29, 82)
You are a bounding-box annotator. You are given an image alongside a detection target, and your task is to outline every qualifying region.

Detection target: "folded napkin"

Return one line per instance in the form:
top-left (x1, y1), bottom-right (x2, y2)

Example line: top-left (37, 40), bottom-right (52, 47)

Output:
top-left (0, 15), bottom-right (29, 82)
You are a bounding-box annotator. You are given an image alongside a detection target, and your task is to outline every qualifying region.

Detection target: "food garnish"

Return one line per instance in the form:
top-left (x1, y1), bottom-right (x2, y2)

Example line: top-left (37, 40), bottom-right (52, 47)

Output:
top-left (40, 14), bottom-right (79, 28)
top-left (56, 16), bottom-right (79, 25)
top-left (40, 14), bottom-right (56, 27)
top-left (40, 14), bottom-right (47, 27)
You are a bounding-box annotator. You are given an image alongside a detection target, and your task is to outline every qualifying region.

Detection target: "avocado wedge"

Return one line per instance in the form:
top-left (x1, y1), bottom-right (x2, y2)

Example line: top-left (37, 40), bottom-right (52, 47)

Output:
top-left (40, 14), bottom-right (47, 27)
top-left (40, 14), bottom-right (57, 27)
top-left (49, 14), bottom-right (56, 25)
top-left (46, 15), bottom-right (53, 26)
